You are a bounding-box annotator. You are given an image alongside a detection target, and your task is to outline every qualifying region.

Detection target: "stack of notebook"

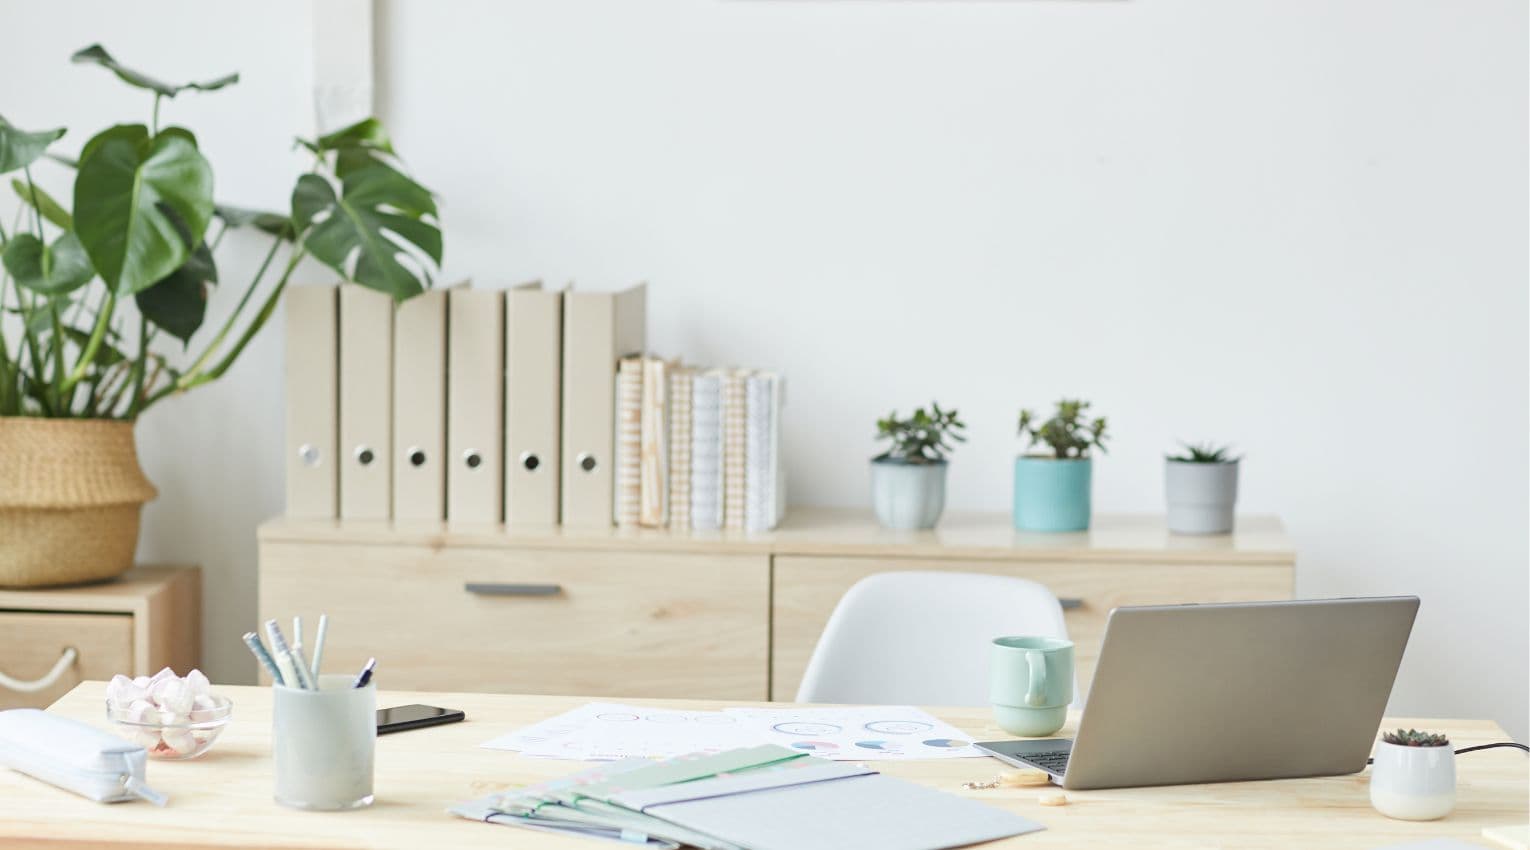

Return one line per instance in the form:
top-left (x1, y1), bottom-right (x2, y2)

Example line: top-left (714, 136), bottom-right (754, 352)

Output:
top-left (451, 744), bottom-right (1042, 850)
top-left (615, 359), bottom-right (786, 532)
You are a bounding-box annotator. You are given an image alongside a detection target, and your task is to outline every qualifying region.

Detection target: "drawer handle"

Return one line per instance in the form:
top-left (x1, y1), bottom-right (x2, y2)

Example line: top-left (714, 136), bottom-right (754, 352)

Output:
top-left (464, 582), bottom-right (563, 597)
top-left (1059, 598), bottom-right (1084, 610)
top-left (0, 646), bottom-right (78, 693)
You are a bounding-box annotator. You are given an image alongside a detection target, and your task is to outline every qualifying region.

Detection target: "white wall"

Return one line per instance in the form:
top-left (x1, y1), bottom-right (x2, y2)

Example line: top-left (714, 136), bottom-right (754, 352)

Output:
top-left (3, 1), bottom-right (1525, 741)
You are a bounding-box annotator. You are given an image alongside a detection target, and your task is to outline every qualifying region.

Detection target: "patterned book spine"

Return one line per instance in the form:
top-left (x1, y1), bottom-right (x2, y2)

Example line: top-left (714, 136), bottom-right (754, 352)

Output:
top-left (770, 375), bottom-right (786, 529)
top-left (668, 368), bottom-right (694, 531)
top-left (689, 373), bottom-right (724, 531)
top-left (721, 370), bottom-right (749, 531)
top-left (614, 357), bottom-right (643, 528)
top-left (638, 358), bottom-right (669, 528)
top-left (744, 374), bottom-right (772, 532)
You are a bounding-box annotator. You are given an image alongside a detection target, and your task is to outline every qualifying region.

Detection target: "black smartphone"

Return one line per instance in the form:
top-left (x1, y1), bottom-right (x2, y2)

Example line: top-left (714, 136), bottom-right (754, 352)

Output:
top-left (376, 704), bottom-right (465, 735)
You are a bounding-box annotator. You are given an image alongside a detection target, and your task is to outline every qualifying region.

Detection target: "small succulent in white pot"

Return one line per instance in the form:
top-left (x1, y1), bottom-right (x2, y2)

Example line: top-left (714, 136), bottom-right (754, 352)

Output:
top-left (1370, 728), bottom-right (1455, 821)
top-left (1164, 442), bottom-right (1240, 535)
top-left (870, 403), bottom-right (965, 530)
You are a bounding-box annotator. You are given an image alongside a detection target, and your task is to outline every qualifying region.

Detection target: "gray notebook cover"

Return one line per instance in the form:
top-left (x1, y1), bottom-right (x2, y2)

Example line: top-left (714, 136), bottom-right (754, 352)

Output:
top-left (644, 772), bottom-right (1044, 850)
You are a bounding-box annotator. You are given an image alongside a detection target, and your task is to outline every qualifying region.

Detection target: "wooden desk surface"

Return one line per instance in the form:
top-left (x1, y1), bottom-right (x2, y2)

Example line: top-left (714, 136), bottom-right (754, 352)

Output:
top-left (3, 684), bottom-right (1524, 849)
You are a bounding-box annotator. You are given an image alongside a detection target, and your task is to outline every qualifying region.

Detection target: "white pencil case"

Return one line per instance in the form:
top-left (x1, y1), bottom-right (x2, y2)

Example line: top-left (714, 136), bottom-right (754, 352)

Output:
top-left (0, 708), bottom-right (166, 804)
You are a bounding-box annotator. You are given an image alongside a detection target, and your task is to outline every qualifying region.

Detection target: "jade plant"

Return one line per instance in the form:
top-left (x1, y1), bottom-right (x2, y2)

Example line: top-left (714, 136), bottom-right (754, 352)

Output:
top-left (1017, 399), bottom-right (1108, 459)
top-left (874, 403), bottom-right (966, 464)
top-left (0, 45), bottom-right (440, 419)
top-left (1168, 442), bottom-right (1240, 463)
top-left (1382, 729), bottom-right (1450, 747)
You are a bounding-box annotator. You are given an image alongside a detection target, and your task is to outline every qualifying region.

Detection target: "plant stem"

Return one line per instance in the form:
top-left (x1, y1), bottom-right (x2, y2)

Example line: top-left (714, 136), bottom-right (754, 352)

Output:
top-left (179, 236), bottom-right (282, 380)
top-left (59, 291), bottom-right (116, 397)
top-left (22, 168), bottom-right (44, 239)
top-left (126, 314), bottom-right (151, 420)
top-left (151, 94), bottom-right (162, 135)
top-left (48, 300), bottom-right (67, 412)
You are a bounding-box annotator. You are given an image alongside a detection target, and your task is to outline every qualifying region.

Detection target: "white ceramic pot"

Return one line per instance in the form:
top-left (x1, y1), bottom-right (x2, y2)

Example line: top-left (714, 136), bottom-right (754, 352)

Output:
top-left (1164, 459), bottom-right (1239, 535)
top-left (1369, 741), bottom-right (1455, 821)
top-left (869, 459), bottom-right (947, 530)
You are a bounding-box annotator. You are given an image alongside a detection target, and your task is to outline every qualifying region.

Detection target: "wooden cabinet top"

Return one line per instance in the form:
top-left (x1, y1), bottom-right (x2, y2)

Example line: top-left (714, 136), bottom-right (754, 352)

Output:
top-left (259, 508), bottom-right (1294, 566)
top-left (0, 565), bottom-right (199, 612)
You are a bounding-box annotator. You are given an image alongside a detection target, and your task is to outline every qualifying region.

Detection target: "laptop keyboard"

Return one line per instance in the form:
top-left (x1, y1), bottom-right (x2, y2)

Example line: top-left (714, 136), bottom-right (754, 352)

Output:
top-left (1021, 751), bottom-right (1071, 774)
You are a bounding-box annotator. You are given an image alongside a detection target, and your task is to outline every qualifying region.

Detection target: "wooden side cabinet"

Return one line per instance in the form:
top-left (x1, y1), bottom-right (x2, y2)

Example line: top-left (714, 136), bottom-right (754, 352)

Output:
top-left (0, 566), bottom-right (201, 709)
top-left (258, 511), bottom-right (1295, 702)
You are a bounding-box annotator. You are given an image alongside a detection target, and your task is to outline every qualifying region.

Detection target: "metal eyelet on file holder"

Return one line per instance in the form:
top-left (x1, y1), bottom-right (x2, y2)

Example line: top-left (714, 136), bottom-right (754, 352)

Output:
top-left (354, 446), bottom-right (374, 466)
top-left (463, 450), bottom-right (483, 470)
top-left (298, 444), bottom-right (321, 467)
top-left (407, 448), bottom-right (427, 467)
top-left (520, 452), bottom-right (540, 472)
top-left (577, 453), bottom-right (597, 472)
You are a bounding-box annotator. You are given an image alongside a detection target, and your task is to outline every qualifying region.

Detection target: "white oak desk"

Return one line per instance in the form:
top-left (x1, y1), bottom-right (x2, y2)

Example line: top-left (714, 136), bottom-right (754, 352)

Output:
top-left (1, 683), bottom-right (1524, 849)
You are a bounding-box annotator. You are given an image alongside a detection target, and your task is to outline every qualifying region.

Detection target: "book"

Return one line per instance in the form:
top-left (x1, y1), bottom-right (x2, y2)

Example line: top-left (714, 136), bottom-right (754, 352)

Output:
top-left (639, 358), bottom-right (669, 528)
top-left (614, 356), bottom-right (644, 528)
top-left (720, 370), bottom-right (749, 531)
top-left (744, 372), bottom-right (785, 532)
top-left (689, 372), bottom-right (724, 532)
top-left (667, 368), bottom-right (694, 531)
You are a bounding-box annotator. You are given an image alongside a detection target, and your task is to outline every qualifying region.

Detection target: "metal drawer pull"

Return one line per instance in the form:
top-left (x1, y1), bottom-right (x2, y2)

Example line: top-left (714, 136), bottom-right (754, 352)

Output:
top-left (464, 582), bottom-right (563, 597)
top-left (0, 646), bottom-right (78, 693)
top-left (1059, 598), bottom-right (1084, 610)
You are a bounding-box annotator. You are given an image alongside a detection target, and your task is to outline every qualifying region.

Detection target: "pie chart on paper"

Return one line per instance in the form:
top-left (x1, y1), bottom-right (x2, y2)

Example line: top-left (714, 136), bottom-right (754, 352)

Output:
top-left (921, 738), bottom-right (970, 749)
top-left (790, 741), bottom-right (839, 752)
top-left (855, 740), bottom-right (902, 751)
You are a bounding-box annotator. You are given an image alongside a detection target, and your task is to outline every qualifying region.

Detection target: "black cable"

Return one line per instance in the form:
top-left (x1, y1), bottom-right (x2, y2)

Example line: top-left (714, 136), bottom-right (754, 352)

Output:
top-left (1366, 741), bottom-right (1528, 765)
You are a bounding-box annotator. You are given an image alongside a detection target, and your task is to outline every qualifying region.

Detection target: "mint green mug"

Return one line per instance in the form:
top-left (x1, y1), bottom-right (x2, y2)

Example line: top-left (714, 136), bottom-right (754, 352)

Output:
top-left (990, 636), bottom-right (1074, 737)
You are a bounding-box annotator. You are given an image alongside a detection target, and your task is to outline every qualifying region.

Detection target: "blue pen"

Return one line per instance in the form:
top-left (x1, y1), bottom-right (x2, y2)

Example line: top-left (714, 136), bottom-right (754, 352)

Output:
top-left (265, 619), bottom-right (301, 689)
top-left (353, 658), bottom-right (376, 689)
top-left (242, 631), bottom-right (285, 686)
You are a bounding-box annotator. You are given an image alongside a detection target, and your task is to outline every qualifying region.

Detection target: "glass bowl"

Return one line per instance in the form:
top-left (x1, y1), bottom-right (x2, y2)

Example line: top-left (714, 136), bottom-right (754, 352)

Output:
top-left (105, 695), bottom-right (233, 760)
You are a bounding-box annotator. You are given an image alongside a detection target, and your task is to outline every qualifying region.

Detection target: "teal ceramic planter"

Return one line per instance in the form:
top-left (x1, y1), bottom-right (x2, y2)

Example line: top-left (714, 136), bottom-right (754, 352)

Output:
top-left (1013, 456), bottom-right (1092, 532)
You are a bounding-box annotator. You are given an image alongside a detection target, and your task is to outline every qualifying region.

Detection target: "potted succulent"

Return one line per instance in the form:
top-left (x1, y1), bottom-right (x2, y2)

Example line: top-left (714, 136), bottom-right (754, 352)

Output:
top-left (870, 403), bottom-right (966, 530)
top-left (1164, 442), bottom-right (1241, 535)
top-left (0, 46), bottom-right (440, 587)
top-left (1370, 729), bottom-right (1456, 821)
top-left (1013, 400), bottom-right (1107, 532)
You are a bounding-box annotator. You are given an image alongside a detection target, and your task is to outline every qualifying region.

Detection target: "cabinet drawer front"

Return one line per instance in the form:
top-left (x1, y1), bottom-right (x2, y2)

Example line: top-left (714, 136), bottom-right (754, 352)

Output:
top-left (772, 556), bottom-right (1294, 701)
top-left (0, 612), bottom-right (133, 710)
top-left (260, 543), bottom-right (770, 700)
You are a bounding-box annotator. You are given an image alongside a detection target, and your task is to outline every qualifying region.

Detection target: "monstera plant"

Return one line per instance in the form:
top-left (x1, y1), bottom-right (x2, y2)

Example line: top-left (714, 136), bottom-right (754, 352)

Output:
top-left (0, 45), bottom-right (441, 588)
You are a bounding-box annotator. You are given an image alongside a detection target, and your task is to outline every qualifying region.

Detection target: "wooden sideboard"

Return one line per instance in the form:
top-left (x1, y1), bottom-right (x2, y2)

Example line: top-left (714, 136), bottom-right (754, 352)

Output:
top-left (258, 509), bottom-right (1294, 701)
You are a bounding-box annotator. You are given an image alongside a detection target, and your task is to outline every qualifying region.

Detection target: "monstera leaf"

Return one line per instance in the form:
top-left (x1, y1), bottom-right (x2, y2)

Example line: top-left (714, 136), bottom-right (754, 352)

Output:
top-left (2, 231), bottom-right (94, 295)
top-left (135, 240), bottom-right (216, 345)
top-left (292, 163), bottom-right (440, 301)
top-left (71, 45), bottom-right (237, 97)
top-left (11, 178), bottom-right (72, 229)
top-left (73, 124), bottom-right (213, 296)
top-left (213, 203), bottom-right (292, 240)
top-left (0, 115), bottom-right (65, 175)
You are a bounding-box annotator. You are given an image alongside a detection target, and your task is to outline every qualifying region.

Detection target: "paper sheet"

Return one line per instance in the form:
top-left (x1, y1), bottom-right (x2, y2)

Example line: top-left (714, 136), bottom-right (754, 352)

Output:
top-left (480, 703), bottom-right (983, 761)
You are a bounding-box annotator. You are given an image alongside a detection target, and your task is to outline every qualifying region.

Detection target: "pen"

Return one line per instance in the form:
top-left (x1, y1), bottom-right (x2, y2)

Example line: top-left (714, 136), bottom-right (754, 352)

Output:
top-left (287, 642), bottom-right (316, 691)
top-left (353, 658), bottom-right (376, 689)
top-left (265, 619), bottom-right (301, 690)
top-left (293, 616), bottom-right (302, 651)
top-left (242, 631), bottom-right (285, 686)
top-left (310, 614), bottom-right (329, 680)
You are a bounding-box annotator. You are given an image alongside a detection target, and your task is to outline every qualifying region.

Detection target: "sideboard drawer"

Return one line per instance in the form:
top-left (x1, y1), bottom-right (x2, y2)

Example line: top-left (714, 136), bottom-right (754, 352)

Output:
top-left (0, 612), bottom-right (133, 710)
top-left (260, 543), bottom-right (770, 700)
top-left (771, 556), bottom-right (1295, 701)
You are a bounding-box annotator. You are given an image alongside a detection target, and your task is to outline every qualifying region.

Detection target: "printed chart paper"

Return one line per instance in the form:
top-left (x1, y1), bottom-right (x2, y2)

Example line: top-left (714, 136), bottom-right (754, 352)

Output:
top-left (480, 703), bottom-right (983, 761)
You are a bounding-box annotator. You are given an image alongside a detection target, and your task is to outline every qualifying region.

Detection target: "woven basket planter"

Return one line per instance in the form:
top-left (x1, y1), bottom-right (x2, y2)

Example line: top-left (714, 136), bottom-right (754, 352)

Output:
top-left (0, 417), bottom-right (156, 587)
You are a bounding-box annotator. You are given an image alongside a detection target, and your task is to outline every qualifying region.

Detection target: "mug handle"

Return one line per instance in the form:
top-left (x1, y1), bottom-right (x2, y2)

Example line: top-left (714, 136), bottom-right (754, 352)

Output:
top-left (1025, 649), bottom-right (1047, 707)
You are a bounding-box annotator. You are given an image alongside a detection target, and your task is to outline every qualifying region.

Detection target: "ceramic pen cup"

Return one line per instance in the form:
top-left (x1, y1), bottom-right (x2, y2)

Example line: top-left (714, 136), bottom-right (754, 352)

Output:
top-left (273, 674), bottom-right (376, 811)
top-left (990, 636), bottom-right (1074, 737)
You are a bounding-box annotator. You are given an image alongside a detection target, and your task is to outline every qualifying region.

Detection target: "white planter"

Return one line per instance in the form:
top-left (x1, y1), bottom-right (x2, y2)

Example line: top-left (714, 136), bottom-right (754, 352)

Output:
top-left (1369, 741), bottom-right (1455, 821)
top-left (870, 459), bottom-right (947, 530)
top-left (1164, 460), bottom-right (1239, 535)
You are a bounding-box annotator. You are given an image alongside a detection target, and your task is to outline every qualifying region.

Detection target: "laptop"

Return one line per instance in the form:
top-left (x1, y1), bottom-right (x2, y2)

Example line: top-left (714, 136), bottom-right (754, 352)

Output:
top-left (976, 596), bottom-right (1419, 790)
